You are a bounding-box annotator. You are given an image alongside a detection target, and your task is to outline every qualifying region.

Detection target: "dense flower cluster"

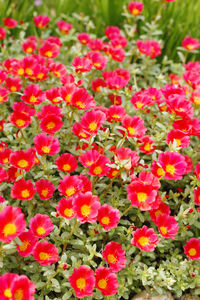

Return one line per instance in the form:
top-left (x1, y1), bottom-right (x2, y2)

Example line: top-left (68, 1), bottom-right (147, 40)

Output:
top-left (0, 0), bottom-right (199, 299)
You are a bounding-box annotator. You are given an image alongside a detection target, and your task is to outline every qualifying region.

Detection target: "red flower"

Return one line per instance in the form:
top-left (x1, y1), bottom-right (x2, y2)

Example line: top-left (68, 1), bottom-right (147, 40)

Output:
top-left (0, 27), bottom-right (6, 40)
top-left (72, 122), bottom-right (91, 140)
top-left (37, 104), bottom-right (63, 120)
top-left (9, 111), bottom-right (32, 128)
top-left (107, 105), bottom-right (126, 122)
top-left (87, 51), bottom-right (107, 70)
top-left (33, 240), bottom-right (59, 265)
top-left (21, 84), bottom-right (45, 105)
top-left (80, 109), bottom-right (106, 135)
top-left (95, 267), bottom-right (119, 296)
top-left (91, 78), bottom-right (106, 92)
top-left (115, 147), bottom-right (139, 170)
top-left (102, 241), bottom-right (126, 272)
top-left (3, 17), bottom-right (17, 28)
top-left (128, 1), bottom-right (144, 16)
top-left (73, 192), bottom-right (100, 223)
top-left (10, 148), bottom-right (35, 171)
top-left (131, 225), bottom-right (158, 251)
top-left (166, 129), bottom-right (190, 148)
top-left (30, 213), bottom-right (54, 238)
top-left (184, 238), bottom-right (200, 260)
top-left (105, 26), bottom-right (120, 39)
top-left (57, 20), bottom-right (72, 34)
top-left (0, 167), bottom-right (8, 183)
top-left (167, 95), bottom-right (194, 118)
top-left (35, 179), bottom-right (55, 200)
top-left (22, 39), bottom-right (37, 54)
top-left (97, 204), bottom-right (120, 230)
top-left (33, 15), bottom-right (50, 28)
top-left (136, 40), bottom-right (161, 59)
top-left (11, 179), bottom-right (35, 201)
top-left (55, 153), bottom-right (78, 173)
top-left (60, 84), bottom-right (77, 105)
top-left (157, 214), bottom-right (178, 239)
top-left (49, 61), bottom-right (67, 78)
top-left (5, 77), bottom-right (22, 93)
top-left (194, 187), bottom-right (200, 206)
top-left (34, 133), bottom-right (60, 155)
top-left (58, 175), bottom-right (83, 198)
top-left (39, 41), bottom-right (60, 58)
top-left (77, 33), bottom-right (91, 45)
top-left (149, 202), bottom-right (171, 224)
top-left (78, 150), bottom-right (100, 168)
top-left (72, 56), bottom-right (93, 73)
top-left (0, 87), bottom-right (9, 104)
top-left (151, 151), bottom-right (187, 180)
top-left (88, 155), bottom-right (110, 177)
top-left (139, 135), bottom-right (156, 154)
top-left (0, 148), bottom-right (12, 164)
top-left (68, 265), bottom-right (95, 298)
top-left (194, 163), bottom-right (200, 181)
top-left (40, 114), bottom-right (63, 135)
top-left (0, 273), bottom-right (18, 299)
top-left (46, 87), bottom-right (62, 104)
top-left (56, 197), bottom-right (75, 219)
top-left (127, 182), bottom-right (158, 211)
top-left (71, 88), bottom-right (96, 110)
top-left (16, 230), bottom-right (38, 257)
top-left (182, 36), bottom-right (200, 51)
top-left (122, 114), bottom-right (147, 138)
top-left (108, 94), bottom-right (122, 105)
top-left (0, 273), bottom-right (36, 300)
top-left (10, 274), bottom-right (36, 300)
top-left (0, 206), bottom-right (26, 243)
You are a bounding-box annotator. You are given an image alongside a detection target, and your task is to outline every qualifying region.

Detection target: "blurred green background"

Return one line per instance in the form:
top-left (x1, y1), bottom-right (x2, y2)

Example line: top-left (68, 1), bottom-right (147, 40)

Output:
top-left (0, 0), bottom-right (200, 61)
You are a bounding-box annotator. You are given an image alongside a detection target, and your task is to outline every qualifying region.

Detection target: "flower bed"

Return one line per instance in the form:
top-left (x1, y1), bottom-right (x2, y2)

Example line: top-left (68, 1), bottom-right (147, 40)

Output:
top-left (0, 1), bottom-right (200, 299)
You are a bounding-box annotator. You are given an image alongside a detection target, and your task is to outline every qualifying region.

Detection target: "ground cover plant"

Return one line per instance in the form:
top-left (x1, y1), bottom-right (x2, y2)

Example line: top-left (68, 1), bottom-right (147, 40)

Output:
top-left (0, 0), bottom-right (200, 299)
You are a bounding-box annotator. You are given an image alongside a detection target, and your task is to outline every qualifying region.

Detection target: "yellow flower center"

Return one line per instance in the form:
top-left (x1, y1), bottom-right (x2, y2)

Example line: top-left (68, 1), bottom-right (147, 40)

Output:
top-left (19, 240), bottom-right (30, 251)
top-left (26, 47), bottom-right (33, 53)
top-left (29, 95), bottom-right (37, 103)
top-left (46, 122), bottom-right (55, 129)
top-left (75, 101), bottom-right (86, 109)
top-left (135, 102), bottom-right (143, 109)
top-left (65, 187), bottom-right (75, 197)
top-left (94, 62), bottom-right (101, 68)
top-left (65, 95), bottom-right (71, 103)
top-left (15, 119), bottom-right (25, 127)
top-left (188, 248), bottom-right (197, 256)
top-left (175, 139), bottom-right (181, 147)
top-left (21, 189), bottom-right (30, 198)
top-left (112, 114), bottom-right (120, 119)
top-left (81, 205), bottom-right (91, 216)
top-left (45, 51), bottom-right (53, 58)
top-left (132, 8), bottom-right (140, 15)
top-left (138, 236), bottom-right (149, 246)
top-left (18, 159), bottom-right (28, 168)
top-left (93, 166), bottom-right (102, 175)
top-left (3, 223), bottom-right (16, 237)
top-left (98, 279), bottom-right (107, 289)
top-left (101, 216), bottom-right (110, 225)
top-left (166, 164), bottom-right (175, 175)
top-left (157, 167), bottom-right (165, 177)
top-left (107, 254), bottom-right (117, 264)
top-left (64, 208), bottom-right (73, 217)
top-left (41, 146), bottom-right (51, 154)
top-left (37, 73), bottom-right (44, 79)
top-left (25, 68), bottom-right (33, 76)
top-left (18, 68), bottom-right (24, 75)
top-left (11, 86), bottom-right (17, 92)
top-left (4, 288), bottom-right (12, 298)
top-left (137, 192), bottom-right (147, 203)
top-left (128, 127), bottom-right (135, 135)
top-left (76, 278), bottom-right (86, 290)
top-left (144, 143), bottom-right (151, 151)
top-left (160, 226), bottom-right (167, 235)
top-left (52, 97), bottom-right (60, 103)
top-left (41, 189), bottom-right (49, 197)
top-left (63, 164), bottom-right (71, 171)
top-left (155, 210), bottom-right (162, 218)
top-left (39, 252), bottom-right (50, 260)
top-left (14, 289), bottom-right (23, 300)
top-left (36, 226), bottom-right (46, 236)
top-left (186, 44), bottom-right (194, 50)
top-left (88, 122), bottom-right (97, 131)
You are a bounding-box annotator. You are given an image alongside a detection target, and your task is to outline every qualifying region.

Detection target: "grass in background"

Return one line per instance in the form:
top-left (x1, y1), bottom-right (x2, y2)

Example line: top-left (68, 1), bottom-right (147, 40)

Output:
top-left (0, 0), bottom-right (199, 61)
